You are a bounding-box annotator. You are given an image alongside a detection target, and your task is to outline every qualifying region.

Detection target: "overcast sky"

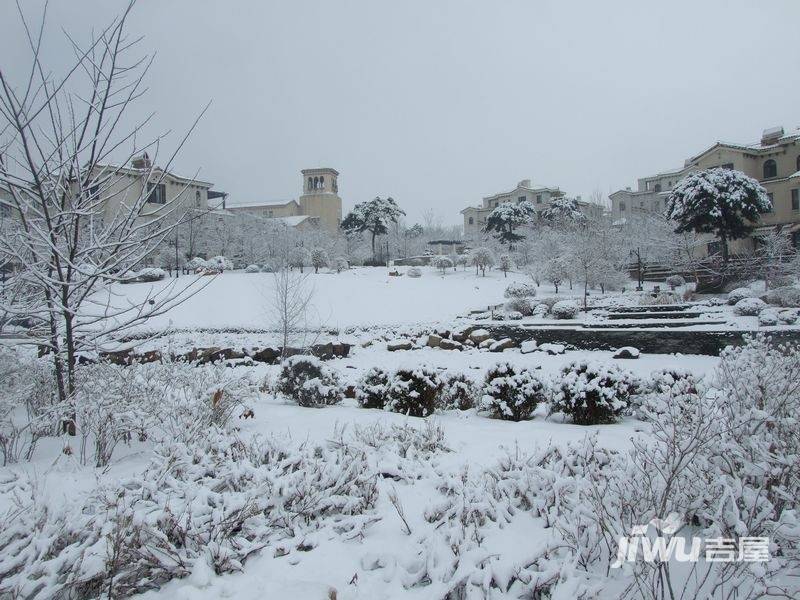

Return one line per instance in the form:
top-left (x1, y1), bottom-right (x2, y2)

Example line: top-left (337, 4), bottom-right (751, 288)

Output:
top-left (2, 0), bottom-right (799, 225)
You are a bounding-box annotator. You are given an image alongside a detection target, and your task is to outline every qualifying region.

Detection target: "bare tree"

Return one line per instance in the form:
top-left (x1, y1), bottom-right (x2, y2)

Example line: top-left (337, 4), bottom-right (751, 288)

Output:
top-left (0, 2), bottom-right (209, 429)
top-left (270, 267), bottom-right (314, 357)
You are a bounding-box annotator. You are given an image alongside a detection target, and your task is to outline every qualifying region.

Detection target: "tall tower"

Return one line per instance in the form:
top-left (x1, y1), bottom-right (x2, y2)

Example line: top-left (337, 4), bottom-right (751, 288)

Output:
top-left (299, 167), bottom-right (342, 231)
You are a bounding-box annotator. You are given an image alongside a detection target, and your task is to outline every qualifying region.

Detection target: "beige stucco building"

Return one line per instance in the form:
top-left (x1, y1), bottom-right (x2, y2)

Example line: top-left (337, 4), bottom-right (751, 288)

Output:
top-left (610, 126), bottom-right (800, 254)
top-left (461, 178), bottom-right (604, 238)
top-left (227, 167), bottom-right (342, 232)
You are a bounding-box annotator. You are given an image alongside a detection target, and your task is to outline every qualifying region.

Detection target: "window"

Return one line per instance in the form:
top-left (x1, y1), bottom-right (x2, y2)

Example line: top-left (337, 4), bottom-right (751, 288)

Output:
top-left (763, 159), bottom-right (777, 179)
top-left (722, 163), bottom-right (734, 170)
top-left (468, 217), bottom-right (474, 225)
top-left (792, 189), bottom-right (799, 212)
top-left (517, 195), bottom-right (526, 203)
top-left (536, 194), bottom-right (542, 204)
top-left (796, 155), bottom-right (800, 172)
top-left (146, 182), bottom-right (166, 205)
top-left (619, 201), bottom-right (626, 211)
top-left (308, 177), bottom-right (313, 191)
top-left (654, 183), bottom-right (662, 192)
top-left (195, 190), bottom-right (201, 208)
top-left (319, 175), bottom-right (324, 189)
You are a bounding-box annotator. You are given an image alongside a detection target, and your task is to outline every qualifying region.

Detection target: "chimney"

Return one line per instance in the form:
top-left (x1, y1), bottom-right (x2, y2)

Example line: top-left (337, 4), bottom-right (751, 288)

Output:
top-left (131, 152), bottom-right (152, 170)
top-left (761, 126), bottom-right (784, 146)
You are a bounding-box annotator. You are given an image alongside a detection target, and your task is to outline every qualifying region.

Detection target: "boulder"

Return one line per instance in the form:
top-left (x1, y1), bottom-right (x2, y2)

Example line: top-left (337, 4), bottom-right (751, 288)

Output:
top-left (538, 343), bottom-right (566, 355)
top-left (613, 346), bottom-right (640, 359)
top-left (451, 328), bottom-right (470, 342)
top-left (387, 339), bottom-right (413, 351)
top-left (520, 340), bottom-right (538, 354)
top-left (489, 338), bottom-right (516, 352)
top-left (439, 338), bottom-right (464, 351)
top-left (470, 328), bottom-right (491, 344)
top-left (478, 338), bottom-right (497, 349)
top-left (426, 334), bottom-right (442, 348)
top-left (251, 347), bottom-right (281, 364)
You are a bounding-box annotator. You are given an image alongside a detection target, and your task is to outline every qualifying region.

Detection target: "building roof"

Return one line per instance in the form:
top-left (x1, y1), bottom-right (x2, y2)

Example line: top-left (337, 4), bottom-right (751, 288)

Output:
top-left (482, 183), bottom-right (562, 202)
top-left (686, 130), bottom-right (800, 165)
top-left (226, 199), bottom-right (299, 210)
top-left (301, 167), bottom-right (339, 176)
top-left (93, 163), bottom-right (214, 188)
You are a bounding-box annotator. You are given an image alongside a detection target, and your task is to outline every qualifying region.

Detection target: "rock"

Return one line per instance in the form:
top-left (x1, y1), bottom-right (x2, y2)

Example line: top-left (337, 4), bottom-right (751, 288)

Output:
top-left (251, 347), bottom-right (281, 364)
top-left (439, 338), bottom-right (464, 351)
top-left (538, 343), bottom-right (565, 355)
top-left (137, 349), bottom-right (163, 363)
top-left (433, 327), bottom-right (451, 339)
top-left (427, 334), bottom-right (442, 348)
top-left (100, 348), bottom-right (135, 365)
top-left (520, 340), bottom-right (538, 354)
top-left (489, 338), bottom-right (516, 352)
top-left (613, 346), bottom-right (640, 359)
top-left (478, 338), bottom-right (497, 349)
top-left (451, 328), bottom-right (470, 343)
top-left (387, 339), bottom-right (413, 351)
top-left (470, 328), bottom-right (491, 344)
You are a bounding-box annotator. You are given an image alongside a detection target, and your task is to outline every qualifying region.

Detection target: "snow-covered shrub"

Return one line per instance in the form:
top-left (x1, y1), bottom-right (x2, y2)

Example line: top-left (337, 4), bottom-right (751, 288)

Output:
top-left (551, 299), bottom-right (579, 319)
top-left (537, 297), bottom-right (560, 310)
top-left (504, 281), bottom-right (537, 299)
top-left (777, 309), bottom-right (797, 324)
top-left (385, 366), bottom-right (443, 417)
top-left (480, 363), bottom-right (549, 421)
top-left (504, 296), bottom-right (534, 316)
top-left (407, 266), bottom-right (422, 278)
top-left (432, 255), bottom-right (454, 274)
top-left (498, 253), bottom-right (513, 276)
top-left (438, 373), bottom-right (479, 411)
top-left (355, 367), bottom-right (391, 409)
top-left (260, 264), bottom-right (274, 273)
top-left (187, 256), bottom-right (207, 271)
top-left (769, 275), bottom-right (795, 288)
top-left (334, 256), bottom-right (349, 272)
top-left (639, 290), bottom-right (680, 305)
top-left (734, 296), bottom-right (767, 316)
top-left (760, 285), bottom-right (800, 308)
top-left (532, 303), bottom-right (549, 317)
top-left (727, 286), bottom-right (756, 305)
top-left (136, 267), bottom-right (166, 282)
top-left (552, 361), bottom-right (636, 424)
top-left (648, 367), bottom-right (698, 395)
top-left (666, 274), bottom-right (685, 289)
top-left (289, 246), bottom-right (310, 271)
top-left (0, 428), bottom-right (378, 599)
top-left (207, 255), bottom-right (233, 271)
top-left (276, 355), bottom-right (342, 407)
top-left (244, 264), bottom-right (260, 273)
top-left (505, 310), bottom-right (523, 320)
top-left (758, 309), bottom-right (779, 326)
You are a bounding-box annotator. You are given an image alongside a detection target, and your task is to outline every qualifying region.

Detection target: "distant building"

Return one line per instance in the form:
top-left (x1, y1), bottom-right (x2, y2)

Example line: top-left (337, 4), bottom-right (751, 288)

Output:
top-left (610, 126), bottom-right (800, 253)
top-left (460, 178), bottom-right (604, 238)
top-left (227, 167), bottom-right (342, 231)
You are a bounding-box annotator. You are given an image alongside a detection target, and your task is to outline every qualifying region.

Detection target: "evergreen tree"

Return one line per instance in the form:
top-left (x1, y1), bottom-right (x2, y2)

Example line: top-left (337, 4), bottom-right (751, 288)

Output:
top-left (484, 201), bottom-right (535, 247)
top-left (341, 196), bottom-right (406, 261)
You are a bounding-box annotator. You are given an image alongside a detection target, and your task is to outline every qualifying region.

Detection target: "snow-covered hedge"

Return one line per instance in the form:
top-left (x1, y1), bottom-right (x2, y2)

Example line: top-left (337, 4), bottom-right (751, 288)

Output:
top-left (504, 296), bottom-right (534, 316)
top-left (438, 373), bottom-right (479, 411)
top-left (551, 299), bottom-right (579, 319)
top-left (244, 264), bottom-right (260, 273)
top-left (552, 361), bottom-right (636, 425)
top-left (758, 309), bottom-right (779, 326)
top-left (503, 281), bottom-right (537, 299)
top-left (734, 297), bottom-right (767, 316)
top-left (135, 267), bottom-right (167, 282)
top-left (276, 355), bottom-right (343, 407)
top-left (760, 286), bottom-right (800, 308)
top-left (727, 286), bottom-right (757, 305)
top-left (187, 256), bottom-right (207, 271)
top-left (432, 255), bottom-right (454, 274)
top-left (355, 367), bottom-right (391, 409)
top-left (384, 366), bottom-right (443, 417)
top-left (207, 255), bottom-right (233, 271)
top-left (407, 267), bottom-right (422, 278)
top-left (480, 362), bottom-right (549, 421)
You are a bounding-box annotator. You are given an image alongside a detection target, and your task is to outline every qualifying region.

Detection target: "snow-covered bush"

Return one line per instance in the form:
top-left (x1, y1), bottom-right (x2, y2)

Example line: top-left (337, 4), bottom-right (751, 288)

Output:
top-left (275, 355), bottom-right (343, 407)
top-left (537, 297), bottom-right (560, 310)
top-left (355, 367), bottom-right (391, 409)
top-left (532, 303), bottom-right (549, 317)
top-left (769, 275), bottom-right (795, 288)
top-left (758, 309), bottom-right (779, 326)
top-left (760, 285), bottom-right (800, 307)
top-left (289, 246), bottom-right (311, 272)
top-left (480, 363), bottom-right (549, 421)
top-left (187, 256), bottom-right (207, 271)
top-left (334, 256), bottom-right (349, 272)
top-left (438, 373), bottom-right (479, 411)
top-left (407, 266), bottom-right (422, 278)
top-left (639, 290), bottom-right (681, 305)
top-left (498, 253), bottom-right (513, 276)
top-left (207, 255), bottom-right (233, 271)
top-left (432, 255), bottom-right (453, 274)
top-left (136, 267), bottom-right (166, 282)
top-left (551, 299), bottom-right (579, 319)
top-left (504, 296), bottom-right (534, 316)
top-left (727, 286), bottom-right (756, 304)
top-left (648, 367), bottom-right (699, 395)
top-left (0, 428), bottom-right (378, 599)
top-left (261, 264), bottom-right (274, 273)
top-left (666, 274), bottom-right (685, 289)
top-left (734, 296), bottom-right (767, 316)
top-left (384, 366), bottom-right (443, 417)
top-left (504, 281), bottom-right (537, 299)
top-left (244, 264), bottom-right (260, 273)
top-left (778, 309), bottom-right (797, 324)
top-left (552, 361), bottom-right (636, 424)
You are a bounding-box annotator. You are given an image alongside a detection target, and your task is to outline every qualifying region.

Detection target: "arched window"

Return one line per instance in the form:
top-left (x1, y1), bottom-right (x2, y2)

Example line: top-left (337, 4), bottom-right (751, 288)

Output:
top-left (319, 175), bottom-right (324, 189)
top-left (654, 183), bottom-right (662, 192)
top-left (308, 177), bottom-right (313, 191)
top-left (763, 159), bottom-right (777, 179)
top-left (468, 217), bottom-right (474, 225)
top-left (313, 176), bottom-right (319, 189)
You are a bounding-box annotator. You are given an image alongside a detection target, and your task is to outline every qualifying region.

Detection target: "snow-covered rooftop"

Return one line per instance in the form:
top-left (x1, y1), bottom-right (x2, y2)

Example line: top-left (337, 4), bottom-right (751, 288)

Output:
top-left (227, 199), bottom-right (298, 209)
